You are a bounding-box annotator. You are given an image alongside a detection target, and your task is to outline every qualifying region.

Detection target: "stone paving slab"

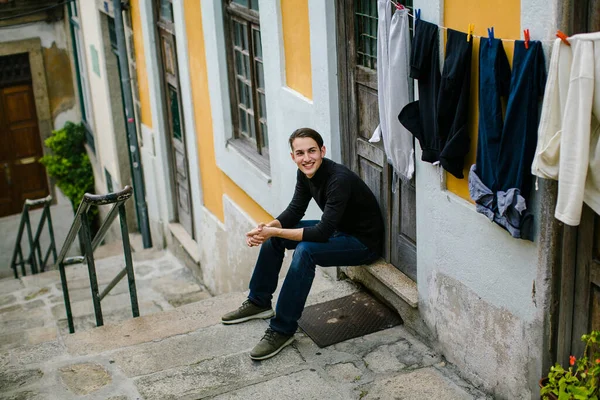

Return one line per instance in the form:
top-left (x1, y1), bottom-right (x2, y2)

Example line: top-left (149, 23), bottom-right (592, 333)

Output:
top-left (56, 301), bottom-right (163, 335)
top-left (63, 292), bottom-right (247, 356)
top-left (359, 367), bottom-right (480, 400)
top-left (209, 369), bottom-right (349, 399)
top-left (110, 319), bottom-right (268, 377)
top-left (0, 278), bottom-right (24, 294)
top-left (0, 326), bottom-right (57, 350)
top-left (135, 347), bottom-right (305, 400)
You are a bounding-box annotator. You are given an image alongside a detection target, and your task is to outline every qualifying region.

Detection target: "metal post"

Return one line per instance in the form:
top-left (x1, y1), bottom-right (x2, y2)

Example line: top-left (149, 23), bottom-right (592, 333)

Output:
top-left (119, 203), bottom-right (139, 317)
top-left (58, 261), bottom-right (75, 334)
top-left (112, 0), bottom-right (152, 249)
top-left (24, 211), bottom-right (37, 275)
top-left (80, 212), bottom-right (103, 327)
top-left (32, 208), bottom-right (47, 271)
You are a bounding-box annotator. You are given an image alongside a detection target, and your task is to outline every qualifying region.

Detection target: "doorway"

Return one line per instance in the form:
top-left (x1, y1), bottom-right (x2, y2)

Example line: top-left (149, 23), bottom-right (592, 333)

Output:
top-left (336, 0), bottom-right (417, 280)
top-left (156, 0), bottom-right (194, 238)
top-left (0, 53), bottom-right (49, 217)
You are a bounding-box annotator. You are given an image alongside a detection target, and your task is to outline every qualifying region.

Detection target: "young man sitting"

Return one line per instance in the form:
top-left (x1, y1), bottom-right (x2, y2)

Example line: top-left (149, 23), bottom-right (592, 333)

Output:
top-left (221, 128), bottom-right (384, 360)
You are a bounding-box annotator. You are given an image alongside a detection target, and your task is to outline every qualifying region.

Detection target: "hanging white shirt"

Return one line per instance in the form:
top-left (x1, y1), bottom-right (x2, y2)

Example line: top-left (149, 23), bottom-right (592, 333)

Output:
top-left (532, 32), bottom-right (600, 226)
top-left (370, 2), bottom-right (414, 181)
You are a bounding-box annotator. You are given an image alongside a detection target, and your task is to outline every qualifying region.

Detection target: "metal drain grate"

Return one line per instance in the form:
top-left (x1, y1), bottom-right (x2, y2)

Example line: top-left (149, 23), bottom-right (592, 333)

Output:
top-left (298, 291), bottom-right (403, 348)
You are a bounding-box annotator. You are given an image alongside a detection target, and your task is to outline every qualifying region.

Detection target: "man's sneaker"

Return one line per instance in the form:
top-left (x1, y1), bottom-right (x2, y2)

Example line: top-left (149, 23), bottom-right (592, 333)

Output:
top-left (250, 328), bottom-right (295, 361)
top-left (221, 300), bottom-right (274, 325)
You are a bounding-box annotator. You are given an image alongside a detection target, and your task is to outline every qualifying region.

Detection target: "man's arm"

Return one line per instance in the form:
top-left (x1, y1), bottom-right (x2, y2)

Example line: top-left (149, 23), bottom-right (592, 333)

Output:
top-left (246, 220), bottom-right (303, 246)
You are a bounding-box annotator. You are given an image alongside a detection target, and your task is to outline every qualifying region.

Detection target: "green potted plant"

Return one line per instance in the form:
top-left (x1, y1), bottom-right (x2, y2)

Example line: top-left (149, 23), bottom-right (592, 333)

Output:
top-left (540, 331), bottom-right (600, 400)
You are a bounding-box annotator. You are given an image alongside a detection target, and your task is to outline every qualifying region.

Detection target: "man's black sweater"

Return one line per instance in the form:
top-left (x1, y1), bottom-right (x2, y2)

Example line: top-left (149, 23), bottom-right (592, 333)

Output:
top-left (276, 158), bottom-right (384, 256)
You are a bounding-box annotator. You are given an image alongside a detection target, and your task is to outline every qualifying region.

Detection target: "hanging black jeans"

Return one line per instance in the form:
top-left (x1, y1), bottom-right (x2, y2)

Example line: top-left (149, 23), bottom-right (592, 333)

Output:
top-left (398, 19), bottom-right (441, 163)
top-left (437, 29), bottom-right (473, 179)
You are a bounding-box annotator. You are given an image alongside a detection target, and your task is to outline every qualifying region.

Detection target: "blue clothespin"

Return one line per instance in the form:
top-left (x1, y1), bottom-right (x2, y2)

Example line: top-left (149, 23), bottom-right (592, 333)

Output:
top-left (416, 9), bottom-right (421, 21)
top-left (487, 27), bottom-right (494, 47)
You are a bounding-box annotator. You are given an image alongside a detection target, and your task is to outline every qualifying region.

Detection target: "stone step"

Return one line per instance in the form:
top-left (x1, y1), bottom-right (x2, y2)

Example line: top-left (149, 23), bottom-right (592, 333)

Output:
top-left (0, 250), bottom-right (211, 348)
top-left (0, 267), bottom-right (490, 400)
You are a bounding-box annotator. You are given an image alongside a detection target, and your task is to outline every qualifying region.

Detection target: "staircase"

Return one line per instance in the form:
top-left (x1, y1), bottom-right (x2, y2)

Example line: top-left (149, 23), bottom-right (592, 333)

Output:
top-left (0, 245), bottom-right (491, 400)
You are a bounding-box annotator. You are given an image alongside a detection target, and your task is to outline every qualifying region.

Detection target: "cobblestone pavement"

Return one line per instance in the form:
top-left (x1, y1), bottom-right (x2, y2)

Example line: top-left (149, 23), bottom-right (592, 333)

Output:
top-left (0, 249), bottom-right (491, 400)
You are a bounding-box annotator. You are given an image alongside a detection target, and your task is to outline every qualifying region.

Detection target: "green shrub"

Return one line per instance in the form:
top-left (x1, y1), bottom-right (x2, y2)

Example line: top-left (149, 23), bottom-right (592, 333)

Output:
top-left (40, 122), bottom-right (94, 211)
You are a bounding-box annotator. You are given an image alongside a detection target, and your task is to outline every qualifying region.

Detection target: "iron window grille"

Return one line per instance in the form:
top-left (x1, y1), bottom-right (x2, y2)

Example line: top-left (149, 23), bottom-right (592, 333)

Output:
top-left (355, 0), bottom-right (414, 70)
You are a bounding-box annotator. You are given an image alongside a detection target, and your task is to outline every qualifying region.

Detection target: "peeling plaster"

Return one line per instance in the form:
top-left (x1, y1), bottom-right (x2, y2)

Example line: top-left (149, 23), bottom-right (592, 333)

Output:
top-left (424, 272), bottom-right (542, 399)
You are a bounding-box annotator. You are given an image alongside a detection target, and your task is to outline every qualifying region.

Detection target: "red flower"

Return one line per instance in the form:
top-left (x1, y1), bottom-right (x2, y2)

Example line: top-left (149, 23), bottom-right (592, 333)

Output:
top-left (570, 356), bottom-right (576, 366)
top-left (596, 359), bottom-right (600, 364)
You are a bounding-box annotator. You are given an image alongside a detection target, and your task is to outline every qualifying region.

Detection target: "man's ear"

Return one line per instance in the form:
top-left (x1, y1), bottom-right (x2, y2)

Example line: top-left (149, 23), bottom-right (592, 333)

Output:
top-left (321, 146), bottom-right (327, 157)
top-left (290, 152), bottom-right (295, 162)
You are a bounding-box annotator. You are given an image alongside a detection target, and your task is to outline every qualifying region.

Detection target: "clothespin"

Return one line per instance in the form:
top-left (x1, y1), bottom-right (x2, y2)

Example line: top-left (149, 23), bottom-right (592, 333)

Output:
top-left (524, 29), bottom-right (530, 49)
top-left (467, 24), bottom-right (474, 42)
top-left (487, 27), bottom-right (494, 47)
top-left (556, 30), bottom-right (571, 46)
top-left (395, 1), bottom-right (404, 10)
top-left (415, 9), bottom-right (420, 21)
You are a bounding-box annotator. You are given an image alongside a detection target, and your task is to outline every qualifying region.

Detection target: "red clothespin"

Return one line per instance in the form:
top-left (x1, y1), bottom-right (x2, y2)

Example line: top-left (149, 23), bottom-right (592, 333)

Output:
top-left (524, 29), bottom-right (530, 49)
top-left (556, 30), bottom-right (571, 46)
top-left (467, 23), bottom-right (474, 42)
top-left (395, 2), bottom-right (404, 10)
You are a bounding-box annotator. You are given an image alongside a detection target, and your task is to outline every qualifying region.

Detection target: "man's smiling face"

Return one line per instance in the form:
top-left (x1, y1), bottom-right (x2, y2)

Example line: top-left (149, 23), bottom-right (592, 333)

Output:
top-left (290, 137), bottom-right (326, 178)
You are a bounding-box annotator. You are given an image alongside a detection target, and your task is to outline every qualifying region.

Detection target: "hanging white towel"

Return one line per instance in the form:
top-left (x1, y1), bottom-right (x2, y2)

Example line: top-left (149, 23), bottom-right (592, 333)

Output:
top-left (532, 32), bottom-right (600, 225)
top-left (370, 1), bottom-right (414, 180)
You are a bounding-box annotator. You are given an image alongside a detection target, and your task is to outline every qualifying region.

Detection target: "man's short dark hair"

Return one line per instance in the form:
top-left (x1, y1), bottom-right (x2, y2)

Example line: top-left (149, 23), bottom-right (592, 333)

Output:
top-left (289, 128), bottom-right (324, 150)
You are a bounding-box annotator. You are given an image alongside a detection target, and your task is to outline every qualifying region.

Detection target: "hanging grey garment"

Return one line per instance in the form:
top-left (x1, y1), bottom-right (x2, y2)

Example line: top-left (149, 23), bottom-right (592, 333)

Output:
top-left (370, 2), bottom-right (414, 180)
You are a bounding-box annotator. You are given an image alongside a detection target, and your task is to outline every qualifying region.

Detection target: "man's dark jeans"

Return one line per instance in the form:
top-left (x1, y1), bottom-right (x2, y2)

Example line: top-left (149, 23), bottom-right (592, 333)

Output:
top-left (248, 220), bottom-right (379, 335)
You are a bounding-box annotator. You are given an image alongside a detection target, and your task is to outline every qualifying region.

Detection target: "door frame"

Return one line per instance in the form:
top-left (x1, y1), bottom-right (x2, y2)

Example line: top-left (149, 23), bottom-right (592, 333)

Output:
top-left (0, 38), bottom-right (53, 203)
top-left (545, 0), bottom-right (600, 372)
top-left (334, 0), bottom-right (417, 280)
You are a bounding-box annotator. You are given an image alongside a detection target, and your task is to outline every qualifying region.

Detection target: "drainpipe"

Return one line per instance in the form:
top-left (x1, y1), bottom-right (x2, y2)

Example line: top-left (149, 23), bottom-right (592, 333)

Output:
top-left (112, 0), bottom-right (152, 249)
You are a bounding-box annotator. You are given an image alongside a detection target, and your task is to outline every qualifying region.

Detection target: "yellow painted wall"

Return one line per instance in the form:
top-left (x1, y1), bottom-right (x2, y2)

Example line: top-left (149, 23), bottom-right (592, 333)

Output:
top-left (281, 0), bottom-right (313, 99)
top-left (444, 0), bottom-right (520, 201)
top-left (130, 0), bottom-right (152, 128)
top-left (184, 0), bottom-right (272, 225)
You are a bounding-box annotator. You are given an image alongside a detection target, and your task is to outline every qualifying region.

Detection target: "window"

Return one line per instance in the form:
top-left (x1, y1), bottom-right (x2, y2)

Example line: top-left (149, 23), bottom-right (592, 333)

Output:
top-left (224, 0), bottom-right (269, 171)
top-left (355, 0), bottom-right (414, 70)
top-left (68, 1), bottom-right (96, 153)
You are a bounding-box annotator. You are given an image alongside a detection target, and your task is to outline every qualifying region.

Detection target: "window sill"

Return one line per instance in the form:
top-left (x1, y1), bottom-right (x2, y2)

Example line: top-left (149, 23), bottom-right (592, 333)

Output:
top-left (227, 137), bottom-right (270, 177)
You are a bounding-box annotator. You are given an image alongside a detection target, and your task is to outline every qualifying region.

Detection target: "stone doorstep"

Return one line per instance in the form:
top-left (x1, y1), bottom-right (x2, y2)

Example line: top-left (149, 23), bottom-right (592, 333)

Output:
top-left (168, 223), bottom-right (200, 264)
top-left (343, 262), bottom-right (417, 307)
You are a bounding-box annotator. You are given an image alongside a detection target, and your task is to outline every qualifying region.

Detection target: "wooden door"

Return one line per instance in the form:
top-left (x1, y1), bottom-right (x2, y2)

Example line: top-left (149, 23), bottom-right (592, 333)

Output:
top-left (570, 206), bottom-right (600, 356)
top-left (0, 84), bottom-right (48, 217)
top-left (337, 0), bottom-right (417, 280)
top-left (157, 0), bottom-right (194, 238)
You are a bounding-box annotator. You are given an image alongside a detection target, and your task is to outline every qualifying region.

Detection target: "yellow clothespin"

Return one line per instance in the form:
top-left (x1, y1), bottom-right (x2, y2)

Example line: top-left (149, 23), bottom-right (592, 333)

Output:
top-left (467, 23), bottom-right (474, 42)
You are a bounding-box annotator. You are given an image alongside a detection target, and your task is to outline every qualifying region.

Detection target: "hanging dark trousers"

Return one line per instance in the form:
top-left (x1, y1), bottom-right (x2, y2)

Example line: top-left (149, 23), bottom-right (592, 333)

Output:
top-left (437, 29), bottom-right (473, 179)
top-left (398, 19), bottom-right (442, 163)
top-left (470, 40), bottom-right (546, 240)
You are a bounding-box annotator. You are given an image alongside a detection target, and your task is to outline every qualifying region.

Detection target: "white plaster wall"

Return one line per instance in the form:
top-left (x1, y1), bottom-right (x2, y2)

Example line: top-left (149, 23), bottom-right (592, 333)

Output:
top-left (412, 1), bottom-right (558, 398)
top-left (201, 0), bottom-right (340, 219)
top-left (0, 20), bottom-right (67, 49)
top-left (78, 3), bottom-right (121, 186)
top-left (198, 195), bottom-right (292, 295)
top-left (53, 108), bottom-right (79, 131)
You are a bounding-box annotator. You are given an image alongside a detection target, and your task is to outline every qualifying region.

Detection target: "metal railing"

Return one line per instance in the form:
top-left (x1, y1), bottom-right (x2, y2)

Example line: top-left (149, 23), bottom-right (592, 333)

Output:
top-left (55, 186), bottom-right (139, 334)
top-left (10, 195), bottom-right (57, 279)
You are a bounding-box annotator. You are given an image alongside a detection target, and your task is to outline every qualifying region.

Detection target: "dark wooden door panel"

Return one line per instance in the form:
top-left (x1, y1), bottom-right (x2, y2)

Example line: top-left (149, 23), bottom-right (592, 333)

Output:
top-left (571, 206), bottom-right (600, 356)
top-left (158, 20), bottom-right (194, 238)
top-left (0, 83), bottom-right (48, 217)
top-left (337, 0), bottom-right (417, 279)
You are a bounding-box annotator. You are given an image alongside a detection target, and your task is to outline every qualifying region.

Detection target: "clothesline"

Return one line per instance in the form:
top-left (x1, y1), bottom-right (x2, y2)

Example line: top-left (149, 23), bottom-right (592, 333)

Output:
top-left (388, 0), bottom-right (556, 43)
